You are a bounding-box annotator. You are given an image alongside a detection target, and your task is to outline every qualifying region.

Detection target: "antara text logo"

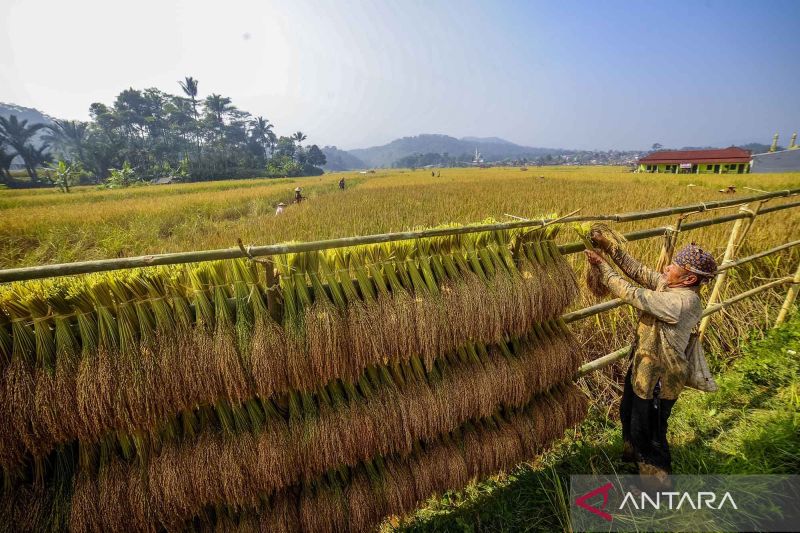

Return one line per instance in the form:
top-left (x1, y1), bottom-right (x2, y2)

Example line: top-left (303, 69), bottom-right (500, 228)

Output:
top-left (570, 475), bottom-right (800, 532)
top-left (574, 481), bottom-right (737, 522)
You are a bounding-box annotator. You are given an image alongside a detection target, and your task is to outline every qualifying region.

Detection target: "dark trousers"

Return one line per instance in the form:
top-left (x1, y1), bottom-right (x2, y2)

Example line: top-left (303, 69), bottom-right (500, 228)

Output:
top-left (620, 364), bottom-right (676, 471)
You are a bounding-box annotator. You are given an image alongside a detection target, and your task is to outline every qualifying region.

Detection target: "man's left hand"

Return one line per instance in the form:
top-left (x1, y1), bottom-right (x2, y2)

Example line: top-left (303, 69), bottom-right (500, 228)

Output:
top-left (584, 250), bottom-right (605, 265)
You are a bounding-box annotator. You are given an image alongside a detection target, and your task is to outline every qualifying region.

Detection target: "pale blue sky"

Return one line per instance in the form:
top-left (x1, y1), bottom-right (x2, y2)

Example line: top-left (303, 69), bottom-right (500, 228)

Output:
top-left (2, 0), bottom-right (798, 150)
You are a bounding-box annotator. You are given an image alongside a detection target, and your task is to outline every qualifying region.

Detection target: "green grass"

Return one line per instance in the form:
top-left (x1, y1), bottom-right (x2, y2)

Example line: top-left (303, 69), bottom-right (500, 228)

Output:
top-left (390, 312), bottom-right (800, 532)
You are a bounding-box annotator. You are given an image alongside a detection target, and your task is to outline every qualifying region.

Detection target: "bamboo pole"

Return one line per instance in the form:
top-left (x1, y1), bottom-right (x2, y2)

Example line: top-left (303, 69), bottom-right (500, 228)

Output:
top-left (716, 239), bottom-right (800, 272)
top-left (558, 202), bottom-right (797, 255)
top-left (774, 260), bottom-right (800, 327)
top-left (702, 277), bottom-right (791, 316)
top-left (655, 215), bottom-right (685, 272)
top-left (0, 190), bottom-right (797, 284)
top-left (611, 189), bottom-right (797, 221)
top-left (733, 200), bottom-right (766, 249)
top-left (562, 299), bottom-right (624, 323)
top-left (698, 204), bottom-right (760, 340)
top-left (576, 345), bottom-right (631, 377)
top-left (263, 258), bottom-right (282, 323)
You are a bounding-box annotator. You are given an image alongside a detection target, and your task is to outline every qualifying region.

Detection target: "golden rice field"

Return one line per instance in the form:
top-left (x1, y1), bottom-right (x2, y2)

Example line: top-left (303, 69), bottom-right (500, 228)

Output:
top-left (2, 166), bottom-right (799, 268)
top-left (0, 166), bottom-right (798, 532)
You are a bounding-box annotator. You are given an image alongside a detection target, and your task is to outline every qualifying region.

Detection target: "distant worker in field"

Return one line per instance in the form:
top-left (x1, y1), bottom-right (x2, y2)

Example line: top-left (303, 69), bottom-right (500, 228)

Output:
top-left (275, 202), bottom-right (286, 216)
top-left (294, 187), bottom-right (304, 204)
top-left (585, 237), bottom-right (717, 486)
top-left (338, 177), bottom-right (345, 190)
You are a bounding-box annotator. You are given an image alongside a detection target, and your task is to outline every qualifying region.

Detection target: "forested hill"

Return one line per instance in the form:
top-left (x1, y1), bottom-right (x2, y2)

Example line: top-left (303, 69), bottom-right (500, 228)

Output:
top-left (348, 134), bottom-right (563, 168)
top-left (321, 146), bottom-right (367, 171)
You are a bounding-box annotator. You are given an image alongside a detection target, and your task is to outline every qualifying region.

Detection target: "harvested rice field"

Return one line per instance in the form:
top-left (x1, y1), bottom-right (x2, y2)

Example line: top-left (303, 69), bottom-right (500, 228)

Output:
top-left (1, 166), bottom-right (799, 532)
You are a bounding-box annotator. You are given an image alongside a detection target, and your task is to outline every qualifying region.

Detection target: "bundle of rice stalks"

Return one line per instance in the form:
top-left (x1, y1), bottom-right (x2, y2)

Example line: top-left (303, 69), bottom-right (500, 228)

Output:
top-left (0, 223), bottom-right (579, 476)
top-left (61, 383), bottom-right (586, 533)
top-left (573, 222), bottom-right (626, 298)
top-left (47, 318), bottom-right (581, 528)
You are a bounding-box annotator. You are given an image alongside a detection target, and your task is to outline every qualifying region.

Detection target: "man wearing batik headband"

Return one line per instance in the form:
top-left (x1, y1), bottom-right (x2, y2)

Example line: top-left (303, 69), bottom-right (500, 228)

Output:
top-left (585, 238), bottom-right (717, 485)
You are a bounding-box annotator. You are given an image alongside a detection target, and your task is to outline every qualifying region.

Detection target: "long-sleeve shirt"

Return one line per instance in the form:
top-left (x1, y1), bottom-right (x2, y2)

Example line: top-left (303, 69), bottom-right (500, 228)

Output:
top-left (597, 248), bottom-right (703, 400)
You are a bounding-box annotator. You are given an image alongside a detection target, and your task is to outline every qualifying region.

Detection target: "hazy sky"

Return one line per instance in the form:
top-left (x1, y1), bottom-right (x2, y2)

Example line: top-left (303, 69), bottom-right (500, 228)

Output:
top-left (2, 0), bottom-right (799, 150)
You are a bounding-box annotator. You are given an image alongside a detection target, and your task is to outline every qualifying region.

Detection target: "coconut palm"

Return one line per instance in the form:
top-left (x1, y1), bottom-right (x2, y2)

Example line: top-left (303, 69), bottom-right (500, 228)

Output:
top-left (250, 116), bottom-right (275, 158)
top-left (0, 115), bottom-right (47, 181)
top-left (178, 76), bottom-right (199, 118)
top-left (292, 131), bottom-right (307, 146)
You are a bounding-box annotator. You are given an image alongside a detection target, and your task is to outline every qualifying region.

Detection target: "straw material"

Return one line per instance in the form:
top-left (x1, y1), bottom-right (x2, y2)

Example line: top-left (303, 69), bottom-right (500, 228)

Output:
top-left (51, 384), bottom-right (586, 533)
top-left (53, 322), bottom-right (580, 525)
top-left (0, 223), bottom-right (587, 532)
top-left (0, 233), bottom-right (578, 475)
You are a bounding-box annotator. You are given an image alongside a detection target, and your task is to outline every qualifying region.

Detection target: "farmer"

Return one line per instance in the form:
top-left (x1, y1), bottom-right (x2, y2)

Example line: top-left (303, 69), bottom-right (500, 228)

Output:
top-left (584, 237), bottom-right (717, 484)
top-left (275, 202), bottom-right (286, 216)
top-left (294, 187), bottom-right (304, 204)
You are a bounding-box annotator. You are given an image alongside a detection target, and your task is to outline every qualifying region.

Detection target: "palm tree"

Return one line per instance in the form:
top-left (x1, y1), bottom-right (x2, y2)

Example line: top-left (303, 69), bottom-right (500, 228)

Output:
top-left (0, 115), bottom-right (46, 182)
top-left (204, 94), bottom-right (233, 124)
top-left (0, 145), bottom-right (14, 183)
top-left (22, 144), bottom-right (53, 171)
top-left (178, 76), bottom-right (199, 118)
top-left (45, 119), bottom-right (89, 161)
top-left (250, 116), bottom-right (274, 158)
top-left (292, 131), bottom-right (307, 146)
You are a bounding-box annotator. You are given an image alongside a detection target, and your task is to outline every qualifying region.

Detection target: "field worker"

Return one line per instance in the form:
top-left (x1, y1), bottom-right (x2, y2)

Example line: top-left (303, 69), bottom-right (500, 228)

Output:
top-left (584, 237), bottom-right (717, 485)
top-left (275, 202), bottom-right (286, 215)
top-left (294, 187), bottom-right (303, 204)
top-left (339, 177), bottom-right (345, 190)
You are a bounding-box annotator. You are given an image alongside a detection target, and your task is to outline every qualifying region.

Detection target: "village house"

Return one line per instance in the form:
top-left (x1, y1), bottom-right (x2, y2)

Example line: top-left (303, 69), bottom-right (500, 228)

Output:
top-left (637, 147), bottom-right (752, 174)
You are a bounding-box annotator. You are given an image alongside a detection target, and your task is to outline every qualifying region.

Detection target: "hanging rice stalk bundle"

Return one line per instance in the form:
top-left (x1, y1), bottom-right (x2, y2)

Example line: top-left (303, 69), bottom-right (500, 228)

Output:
top-left (1, 314), bottom-right (583, 530)
top-left (573, 222), bottom-right (625, 298)
top-left (53, 383), bottom-right (586, 533)
top-left (0, 219), bottom-right (585, 528)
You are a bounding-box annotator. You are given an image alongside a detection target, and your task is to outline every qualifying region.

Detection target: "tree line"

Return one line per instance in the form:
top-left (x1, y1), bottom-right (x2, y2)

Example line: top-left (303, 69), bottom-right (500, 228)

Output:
top-left (0, 76), bottom-right (326, 189)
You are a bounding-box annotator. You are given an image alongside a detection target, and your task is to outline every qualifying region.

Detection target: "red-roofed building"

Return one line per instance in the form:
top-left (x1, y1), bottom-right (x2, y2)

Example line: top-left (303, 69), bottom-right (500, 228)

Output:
top-left (637, 147), bottom-right (751, 174)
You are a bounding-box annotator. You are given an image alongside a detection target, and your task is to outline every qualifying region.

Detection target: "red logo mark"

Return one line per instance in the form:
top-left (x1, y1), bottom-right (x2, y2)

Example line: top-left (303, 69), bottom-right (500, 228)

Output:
top-left (575, 482), bottom-right (614, 521)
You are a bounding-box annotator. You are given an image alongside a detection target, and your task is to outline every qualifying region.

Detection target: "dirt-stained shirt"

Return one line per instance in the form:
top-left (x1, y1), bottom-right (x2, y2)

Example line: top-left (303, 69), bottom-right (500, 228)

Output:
top-left (597, 249), bottom-right (703, 400)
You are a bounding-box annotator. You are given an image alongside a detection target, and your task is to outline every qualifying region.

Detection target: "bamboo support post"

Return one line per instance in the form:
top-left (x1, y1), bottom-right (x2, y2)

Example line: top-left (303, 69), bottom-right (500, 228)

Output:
top-left (263, 258), bottom-right (282, 324)
top-left (774, 260), bottom-right (800, 327)
top-left (698, 203), bottom-right (761, 340)
top-left (655, 215), bottom-right (686, 272)
top-left (733, 200), bottom-right (766, 248)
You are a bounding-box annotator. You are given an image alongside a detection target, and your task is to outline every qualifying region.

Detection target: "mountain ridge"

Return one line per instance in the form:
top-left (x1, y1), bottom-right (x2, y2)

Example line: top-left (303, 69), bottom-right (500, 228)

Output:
top-left (347, 133), bottom-right (566, 168)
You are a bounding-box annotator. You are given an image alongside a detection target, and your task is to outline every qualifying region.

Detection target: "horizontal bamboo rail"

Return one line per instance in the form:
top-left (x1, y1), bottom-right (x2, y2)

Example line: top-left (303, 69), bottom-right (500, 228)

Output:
top-left (575, 275), bottom-right (795, 377)
top-left (559, 203), bottom-right (798, 254)
top-left (0, 189), bottom-right (798, 283)
top-left (716, 239), bottom-right (800, 272)
top-left (562, 299), bottom-right (624, 323)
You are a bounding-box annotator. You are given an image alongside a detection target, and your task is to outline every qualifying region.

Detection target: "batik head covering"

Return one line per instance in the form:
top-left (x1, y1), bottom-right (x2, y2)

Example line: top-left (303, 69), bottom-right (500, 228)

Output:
top-left (674, 243), bottom-right (717, 279)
